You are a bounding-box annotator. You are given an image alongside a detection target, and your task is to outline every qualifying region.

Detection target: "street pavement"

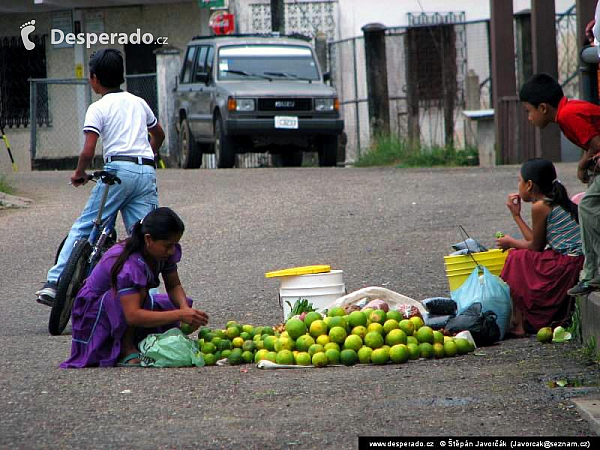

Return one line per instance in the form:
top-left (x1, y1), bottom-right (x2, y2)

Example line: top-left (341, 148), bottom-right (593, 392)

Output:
top-left (0, 164), bottom-right (598, 448)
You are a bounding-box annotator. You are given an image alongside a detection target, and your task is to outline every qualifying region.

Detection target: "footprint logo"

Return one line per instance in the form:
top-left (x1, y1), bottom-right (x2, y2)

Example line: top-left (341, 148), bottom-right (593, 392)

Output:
top-left (20, 20), bottom-right (36, 51)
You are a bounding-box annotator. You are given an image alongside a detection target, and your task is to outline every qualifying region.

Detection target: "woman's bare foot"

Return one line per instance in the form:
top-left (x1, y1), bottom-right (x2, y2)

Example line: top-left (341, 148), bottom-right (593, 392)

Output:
top-left (506, 328), bottom-right (527, 338)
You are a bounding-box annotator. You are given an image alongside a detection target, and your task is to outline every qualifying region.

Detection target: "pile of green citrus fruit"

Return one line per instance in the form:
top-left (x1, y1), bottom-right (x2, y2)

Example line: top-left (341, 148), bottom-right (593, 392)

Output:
top-left (196, 306), bottom-right (475, 367)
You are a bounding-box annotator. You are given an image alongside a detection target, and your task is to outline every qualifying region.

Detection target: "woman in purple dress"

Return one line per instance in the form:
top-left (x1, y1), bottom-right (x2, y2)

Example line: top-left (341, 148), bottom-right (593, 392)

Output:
top-left (60, 207), bottom-right (209, 368)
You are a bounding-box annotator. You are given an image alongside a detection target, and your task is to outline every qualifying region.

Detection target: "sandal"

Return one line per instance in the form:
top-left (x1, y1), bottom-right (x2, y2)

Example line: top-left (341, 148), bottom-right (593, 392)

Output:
top-left (116, 352), bottom-right (142, 367)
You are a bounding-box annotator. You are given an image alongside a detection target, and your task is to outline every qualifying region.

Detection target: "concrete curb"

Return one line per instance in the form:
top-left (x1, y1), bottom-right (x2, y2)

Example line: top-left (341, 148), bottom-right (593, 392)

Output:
top-left (572, 397), bottom-right (600, 436)
top-left (581, 292), bottom-right (600, 359)
top-left (0, 192), bottom-right (33, 209)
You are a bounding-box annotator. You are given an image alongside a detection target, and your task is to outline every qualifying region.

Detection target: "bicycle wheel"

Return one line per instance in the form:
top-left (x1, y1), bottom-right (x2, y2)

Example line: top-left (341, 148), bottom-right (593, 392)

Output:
top-left (54, 236), bottom-right (67, 264)
top-left (49, 240), bottom-right (92, 335)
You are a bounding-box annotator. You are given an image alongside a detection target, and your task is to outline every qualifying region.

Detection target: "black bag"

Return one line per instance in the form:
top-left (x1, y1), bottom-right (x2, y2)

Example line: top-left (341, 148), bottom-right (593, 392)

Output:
top-left (422, 297), bottom-right (457, 316)
top-left (444, 302), bottom-right (500, 346)
top-left (425, 314), bottom-right (454, 330)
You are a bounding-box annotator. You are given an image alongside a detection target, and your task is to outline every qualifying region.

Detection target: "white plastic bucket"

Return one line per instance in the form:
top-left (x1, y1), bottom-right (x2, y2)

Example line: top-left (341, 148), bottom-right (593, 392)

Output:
top-left (279, 270), bottom-right (345, 320)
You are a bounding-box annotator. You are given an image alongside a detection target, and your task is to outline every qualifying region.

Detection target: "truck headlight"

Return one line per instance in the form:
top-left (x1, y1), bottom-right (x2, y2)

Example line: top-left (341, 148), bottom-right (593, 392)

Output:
top-left (233, 98), bottom-right (255, 112)
top-left (315, 98), bottom-right (336, 112)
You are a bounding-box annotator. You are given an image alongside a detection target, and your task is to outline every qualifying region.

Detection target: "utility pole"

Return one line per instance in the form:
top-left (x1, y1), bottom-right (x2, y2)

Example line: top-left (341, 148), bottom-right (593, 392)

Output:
top-left (271, 0), bottom-right (285, 34)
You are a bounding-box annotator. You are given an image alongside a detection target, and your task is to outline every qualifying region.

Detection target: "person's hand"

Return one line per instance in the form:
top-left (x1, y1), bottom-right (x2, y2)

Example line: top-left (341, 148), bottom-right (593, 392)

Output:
top-left (506, 193), bottom-right (521, 217)
top-left (496, 235), bottom-right (513, 251)
top-left (180, 308), bottom-right (209, 328)
top-left (578, 165), bottom-right (590, 184)
top-left (586, 19), bottom-right (596, 44)
top-left (70, 170), bottom-right (88, 187)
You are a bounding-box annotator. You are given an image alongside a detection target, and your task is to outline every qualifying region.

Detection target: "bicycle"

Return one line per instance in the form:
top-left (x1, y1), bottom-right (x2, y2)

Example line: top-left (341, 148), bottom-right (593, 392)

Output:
top-left (49, 170), bottom-right (121, 335)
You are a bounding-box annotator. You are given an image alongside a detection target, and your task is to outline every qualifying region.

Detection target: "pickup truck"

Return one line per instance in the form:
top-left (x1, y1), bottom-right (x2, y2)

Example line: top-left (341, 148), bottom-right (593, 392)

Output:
top-left (174, 34), bottom-right (345, 168)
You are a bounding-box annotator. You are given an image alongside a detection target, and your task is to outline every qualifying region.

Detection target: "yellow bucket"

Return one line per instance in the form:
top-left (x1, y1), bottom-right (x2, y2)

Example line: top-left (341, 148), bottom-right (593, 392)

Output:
top-left (444, 249), bottom-right (510, 292)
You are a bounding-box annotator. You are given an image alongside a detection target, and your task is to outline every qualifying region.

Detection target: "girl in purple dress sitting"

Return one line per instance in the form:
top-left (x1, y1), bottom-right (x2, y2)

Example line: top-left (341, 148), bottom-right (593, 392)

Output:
top-left (61, 207), bottom-right (209, 368)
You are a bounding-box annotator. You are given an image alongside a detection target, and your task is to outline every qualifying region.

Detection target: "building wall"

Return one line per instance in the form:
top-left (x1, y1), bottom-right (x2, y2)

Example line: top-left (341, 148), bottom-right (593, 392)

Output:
top-left (232, 0), bottom-right (338, 40)
top-left (337, 0), bottom-right (575, 40)
top-left (0, 1), bottom-right (209, 173)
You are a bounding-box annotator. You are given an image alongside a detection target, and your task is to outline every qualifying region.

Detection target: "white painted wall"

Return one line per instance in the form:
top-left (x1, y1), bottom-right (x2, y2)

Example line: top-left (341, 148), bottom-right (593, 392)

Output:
top-left (337, 0), bottom-right (575, 39)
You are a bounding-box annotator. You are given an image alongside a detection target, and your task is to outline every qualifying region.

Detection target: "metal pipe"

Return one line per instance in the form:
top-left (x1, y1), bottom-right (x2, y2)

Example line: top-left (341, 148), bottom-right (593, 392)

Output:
top-left (30, 80), bottom-right (37, 160)
top-left (580, 45), bottom-right (600, 64)
top-left (352, 38), bottom-right (361, 158)
top-left (579, 45), bottom-right (599, 104)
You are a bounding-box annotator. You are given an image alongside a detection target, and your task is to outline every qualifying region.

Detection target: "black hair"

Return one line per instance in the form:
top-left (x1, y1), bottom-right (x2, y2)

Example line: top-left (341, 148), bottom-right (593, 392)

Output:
top-left (520, 158), bottom-right (578, 222)
top-left (89, 48), bottom-right (125, 89)
top-left (519, 73), bottom-right (564, 108)
top-left (110, 207), bottom-right (185, 289)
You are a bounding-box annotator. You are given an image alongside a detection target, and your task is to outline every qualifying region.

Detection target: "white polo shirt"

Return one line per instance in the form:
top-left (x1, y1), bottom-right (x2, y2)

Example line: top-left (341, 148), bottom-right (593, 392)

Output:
top-left (83, 91), bottom-right (157, 160)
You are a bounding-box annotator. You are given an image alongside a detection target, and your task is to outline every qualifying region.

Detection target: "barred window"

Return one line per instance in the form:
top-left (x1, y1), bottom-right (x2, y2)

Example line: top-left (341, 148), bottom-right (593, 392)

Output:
top-left (0, 35), bottom-right (48, 128)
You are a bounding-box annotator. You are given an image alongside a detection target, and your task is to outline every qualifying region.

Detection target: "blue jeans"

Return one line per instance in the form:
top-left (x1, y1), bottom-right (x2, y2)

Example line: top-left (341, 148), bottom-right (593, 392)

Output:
top-left (47, 161), bottom-right (158, 283)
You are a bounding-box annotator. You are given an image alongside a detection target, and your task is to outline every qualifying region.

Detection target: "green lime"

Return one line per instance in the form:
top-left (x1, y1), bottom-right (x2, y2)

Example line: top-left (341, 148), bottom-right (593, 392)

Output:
top-left (325, 348), bottom-right (341, 365)
top-left (371, 348), bottom-right (390, 365)
top-left (343, 334), bottom-right (363, 352)
top-left (203, 353), bottom-right (216, 366)
top-left (364, 331), bottom-right (384, 349)
top-left (389, 344), bottom-right (409, 364)
top-left (357, 346), bottom-right (373, 364)
top-left (201, 342), bottom-right (216, 354)
top-left (241, 350), bottom-right (254, 363)
top-left (179, 323), bottom-right (193, 335)
top-left (295, 352), bottom-right (312, 366)
top-left (285, 318), bottom-right (307, 340)
top-left (327, 306), bottom-right (346, 317)
top-left (276, 350), bottom-right (295, 365)
top-left (312, 352), bottom-right (328, 367)
top-left (295, 335), bottom-right (315, 352)
top-left (340, 349), bottom-right (358, 366)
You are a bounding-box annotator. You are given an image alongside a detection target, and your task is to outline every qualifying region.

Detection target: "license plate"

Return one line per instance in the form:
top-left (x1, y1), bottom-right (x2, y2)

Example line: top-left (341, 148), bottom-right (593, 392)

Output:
top-left (274, 116), bottom-right (298, 129)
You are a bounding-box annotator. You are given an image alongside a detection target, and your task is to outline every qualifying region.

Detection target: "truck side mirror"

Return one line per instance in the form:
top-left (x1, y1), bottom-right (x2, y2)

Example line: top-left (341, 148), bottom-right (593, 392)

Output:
top-left (323, 71), bottom-right (331, 82)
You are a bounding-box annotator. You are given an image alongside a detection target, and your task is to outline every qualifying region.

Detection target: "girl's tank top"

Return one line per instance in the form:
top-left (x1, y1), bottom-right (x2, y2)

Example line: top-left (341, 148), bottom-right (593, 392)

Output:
top-left (545, 205), bottom-right (582, 255)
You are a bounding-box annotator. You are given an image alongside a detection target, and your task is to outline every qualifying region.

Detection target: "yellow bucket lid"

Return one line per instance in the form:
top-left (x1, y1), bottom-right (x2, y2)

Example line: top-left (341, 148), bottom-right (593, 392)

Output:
top-left (265, 264), bottom-right (331, 278)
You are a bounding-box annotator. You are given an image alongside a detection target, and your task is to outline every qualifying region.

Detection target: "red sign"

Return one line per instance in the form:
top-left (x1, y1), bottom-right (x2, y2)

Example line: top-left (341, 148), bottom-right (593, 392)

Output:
top-left (210, 12), bottom-right (235, 35)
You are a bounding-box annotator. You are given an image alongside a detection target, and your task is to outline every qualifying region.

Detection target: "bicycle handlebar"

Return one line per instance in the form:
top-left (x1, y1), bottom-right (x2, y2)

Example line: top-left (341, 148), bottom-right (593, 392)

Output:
top-left (73, 171), bottom-right (121, 185)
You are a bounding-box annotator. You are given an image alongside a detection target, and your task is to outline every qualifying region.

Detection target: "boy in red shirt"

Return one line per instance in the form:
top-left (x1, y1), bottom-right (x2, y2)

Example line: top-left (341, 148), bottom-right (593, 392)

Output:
top-left (519, 73), bottom-right (600, 295)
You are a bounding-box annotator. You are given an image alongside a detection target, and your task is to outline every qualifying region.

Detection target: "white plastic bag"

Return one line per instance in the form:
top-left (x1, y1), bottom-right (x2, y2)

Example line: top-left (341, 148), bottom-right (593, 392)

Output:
top-left (331, 286), bottom-right (428, 319)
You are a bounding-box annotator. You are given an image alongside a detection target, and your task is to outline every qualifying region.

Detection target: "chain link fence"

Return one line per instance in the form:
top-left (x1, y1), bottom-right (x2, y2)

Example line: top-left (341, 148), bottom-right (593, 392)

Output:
top-left (30, 74), bottom-right (159, 169)
top-left (30, 79), bottom-right (92, 169)
top-left (125, 73), bottom-right (158, 118)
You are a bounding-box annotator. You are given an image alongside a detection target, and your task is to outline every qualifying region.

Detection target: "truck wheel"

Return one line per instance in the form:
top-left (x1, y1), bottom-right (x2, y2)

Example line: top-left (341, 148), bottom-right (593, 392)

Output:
top-left (318, 135), bottom-right (339, 167)
top-left (281, 150), bottom-right (303, 167)
top-left (179, 118), bottom-right (202, 169)
top-left (214, 117), bottom-right (235, 168)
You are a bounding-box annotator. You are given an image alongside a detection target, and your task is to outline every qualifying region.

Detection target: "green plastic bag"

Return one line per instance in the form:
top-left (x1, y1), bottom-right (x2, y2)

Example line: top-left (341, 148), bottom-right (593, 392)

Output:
top-left (139, 328), bottom-right (204, 368)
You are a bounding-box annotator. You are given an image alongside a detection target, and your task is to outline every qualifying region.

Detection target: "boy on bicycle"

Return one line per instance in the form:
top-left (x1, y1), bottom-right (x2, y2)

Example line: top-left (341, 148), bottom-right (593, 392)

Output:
top-left (36, 48), bottom-right (164, 306)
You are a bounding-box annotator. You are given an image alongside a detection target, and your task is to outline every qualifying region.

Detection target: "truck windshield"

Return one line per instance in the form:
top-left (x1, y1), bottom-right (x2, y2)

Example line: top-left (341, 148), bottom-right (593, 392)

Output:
top-left (218, 45), bottom-right (319, 81)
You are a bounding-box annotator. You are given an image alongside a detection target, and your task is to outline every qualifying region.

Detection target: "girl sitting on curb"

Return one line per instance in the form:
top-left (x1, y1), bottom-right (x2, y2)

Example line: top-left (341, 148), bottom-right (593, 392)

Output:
top-left (497, 158), bottom-right (583, 338)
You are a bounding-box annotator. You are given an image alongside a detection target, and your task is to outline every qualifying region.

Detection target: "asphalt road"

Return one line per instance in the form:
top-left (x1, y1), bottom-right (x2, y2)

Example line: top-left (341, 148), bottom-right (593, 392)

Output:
top-left (1, 164), bottom-right (598, 449)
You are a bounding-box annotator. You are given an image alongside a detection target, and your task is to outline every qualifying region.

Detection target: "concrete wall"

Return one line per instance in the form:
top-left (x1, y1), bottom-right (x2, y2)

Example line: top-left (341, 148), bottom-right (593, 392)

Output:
top-left (580, 292), bottom-right (600, 358)
top-left (0, 1), bottom-right (209, 174)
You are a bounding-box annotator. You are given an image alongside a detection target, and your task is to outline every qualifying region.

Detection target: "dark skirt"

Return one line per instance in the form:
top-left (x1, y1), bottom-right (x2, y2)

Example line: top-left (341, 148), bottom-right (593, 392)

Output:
top-left (500, 248), bottom-right (583, 331)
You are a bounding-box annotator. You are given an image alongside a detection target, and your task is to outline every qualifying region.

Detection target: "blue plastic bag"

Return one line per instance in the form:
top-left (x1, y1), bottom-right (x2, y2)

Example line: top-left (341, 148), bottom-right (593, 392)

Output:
top-left (451, 266), bottom-right (511, 340)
